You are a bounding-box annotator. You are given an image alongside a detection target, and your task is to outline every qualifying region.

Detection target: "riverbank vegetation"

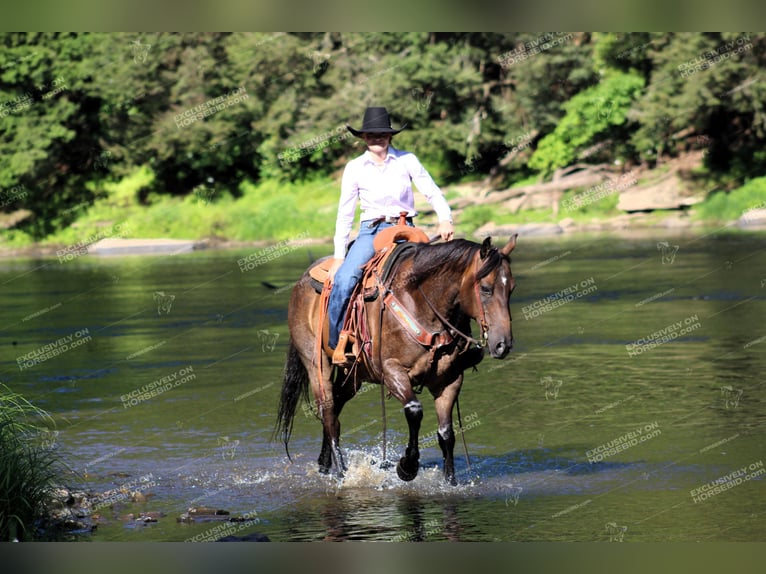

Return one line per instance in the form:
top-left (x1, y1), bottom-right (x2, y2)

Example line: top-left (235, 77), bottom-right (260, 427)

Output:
top-left (0, 384), bottom-right (63, 541)
top-left (2, 33), bottom-right (765, 246)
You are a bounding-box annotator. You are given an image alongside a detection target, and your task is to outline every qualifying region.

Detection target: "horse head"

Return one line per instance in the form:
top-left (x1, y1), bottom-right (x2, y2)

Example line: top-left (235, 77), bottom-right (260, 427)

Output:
top-left (465, 235), bottom-right (517, 359)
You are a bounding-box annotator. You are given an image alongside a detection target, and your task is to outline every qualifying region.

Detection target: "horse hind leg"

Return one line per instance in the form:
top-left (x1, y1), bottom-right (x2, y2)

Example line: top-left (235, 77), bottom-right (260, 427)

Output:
top-left (313, 398), bottom-right (346, 477)
top-left (315, 370), bottom-right (353, 477)
top-left (317, 429), bottom-right (333, 474)
top-left (318, 426), bottom-right (344, 476)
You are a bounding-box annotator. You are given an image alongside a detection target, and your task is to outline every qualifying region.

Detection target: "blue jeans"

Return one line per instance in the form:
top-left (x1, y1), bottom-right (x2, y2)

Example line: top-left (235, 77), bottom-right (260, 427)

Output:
top-left (328, 219), bottom-right (412, 348)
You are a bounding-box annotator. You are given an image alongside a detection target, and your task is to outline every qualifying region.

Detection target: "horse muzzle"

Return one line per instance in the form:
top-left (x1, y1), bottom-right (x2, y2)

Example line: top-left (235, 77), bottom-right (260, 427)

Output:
top-left (489, 335), bottom-right (512, 359)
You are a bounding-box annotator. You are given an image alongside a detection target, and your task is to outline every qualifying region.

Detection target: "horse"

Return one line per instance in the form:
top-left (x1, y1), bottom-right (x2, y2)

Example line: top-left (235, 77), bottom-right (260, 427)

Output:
top-left (274, 234), bottom-right (517, 485)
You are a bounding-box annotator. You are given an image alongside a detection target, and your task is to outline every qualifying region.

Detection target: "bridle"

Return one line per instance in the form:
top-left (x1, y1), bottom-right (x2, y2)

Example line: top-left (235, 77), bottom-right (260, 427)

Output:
top-left (472, 253), bottom-right (490, 348)
top-left (416, 249), bottom-right (500, 351)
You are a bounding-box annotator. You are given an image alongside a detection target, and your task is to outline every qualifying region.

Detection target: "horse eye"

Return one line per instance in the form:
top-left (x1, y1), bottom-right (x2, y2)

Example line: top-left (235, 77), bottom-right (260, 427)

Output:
top-left (480, 285), bottom-right (493, 296)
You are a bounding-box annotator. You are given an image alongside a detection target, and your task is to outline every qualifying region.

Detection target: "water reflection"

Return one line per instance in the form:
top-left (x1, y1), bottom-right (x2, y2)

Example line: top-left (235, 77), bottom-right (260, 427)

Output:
top-left (314, 491), bottom-right (463, 542)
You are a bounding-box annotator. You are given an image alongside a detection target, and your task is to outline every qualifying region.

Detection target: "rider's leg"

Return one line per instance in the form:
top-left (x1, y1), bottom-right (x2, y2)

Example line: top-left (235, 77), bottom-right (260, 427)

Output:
top-left (327, 220), bottom-right (380, 350)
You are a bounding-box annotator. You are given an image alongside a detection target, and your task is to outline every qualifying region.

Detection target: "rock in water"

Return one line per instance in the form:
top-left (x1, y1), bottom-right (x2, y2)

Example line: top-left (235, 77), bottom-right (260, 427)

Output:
top-left (177, 507), bottom-right (233, 524)
top-left (217, 532), bottom-right (271, 542)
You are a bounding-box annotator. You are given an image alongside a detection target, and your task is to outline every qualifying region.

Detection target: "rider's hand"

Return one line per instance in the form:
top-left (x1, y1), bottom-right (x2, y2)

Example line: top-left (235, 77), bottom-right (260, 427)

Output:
top-left (327, 258), bottom-right (344, 284)
top-left (437, 220), bottom-right (454, 241)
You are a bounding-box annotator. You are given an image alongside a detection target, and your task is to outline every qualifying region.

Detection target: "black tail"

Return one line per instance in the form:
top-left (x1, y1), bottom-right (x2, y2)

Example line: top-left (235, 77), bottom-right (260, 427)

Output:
top-left (273, 339), bottom-right (309, 461)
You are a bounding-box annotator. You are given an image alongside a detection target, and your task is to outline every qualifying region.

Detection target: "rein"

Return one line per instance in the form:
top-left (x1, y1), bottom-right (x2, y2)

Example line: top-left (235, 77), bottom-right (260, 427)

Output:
top-left (472, 253), bottom-right (490, 348)
top-left (416, 286), bottom-right (484, 350)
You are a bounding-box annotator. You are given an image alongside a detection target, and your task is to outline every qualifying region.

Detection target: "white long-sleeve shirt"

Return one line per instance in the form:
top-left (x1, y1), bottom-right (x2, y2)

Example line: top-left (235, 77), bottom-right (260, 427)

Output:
top-left (332, 146), bottom-right (452, 259)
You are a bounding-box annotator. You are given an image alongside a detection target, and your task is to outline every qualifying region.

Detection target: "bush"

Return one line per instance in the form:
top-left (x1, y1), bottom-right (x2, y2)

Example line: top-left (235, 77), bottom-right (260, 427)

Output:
top-left (529, 71), bottom-right (645, 177)
top-left (694, 176), bottom-right (766, 223)
top-left (0, 384), bottom-right (62, 542)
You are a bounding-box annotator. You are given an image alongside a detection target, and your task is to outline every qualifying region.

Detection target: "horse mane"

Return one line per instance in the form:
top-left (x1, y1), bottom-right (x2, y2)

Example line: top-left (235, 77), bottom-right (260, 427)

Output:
top-left (402, 238), bottom-right (507, 286)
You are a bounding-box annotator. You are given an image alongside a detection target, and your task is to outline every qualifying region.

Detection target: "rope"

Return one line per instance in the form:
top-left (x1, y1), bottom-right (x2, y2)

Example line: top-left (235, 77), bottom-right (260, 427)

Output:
top-left (377, 277), bottom-right (388, 466)
top-left (455, 395), bottom-right (472, 471)
top-left (380, 378), bottom-right (387, 465)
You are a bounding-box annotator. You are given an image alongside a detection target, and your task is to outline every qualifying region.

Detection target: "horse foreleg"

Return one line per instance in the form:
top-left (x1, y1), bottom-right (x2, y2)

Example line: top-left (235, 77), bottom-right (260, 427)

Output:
top-left (384, 359), bottom-right (422, 481)
top-left (432, 376), bottom-right (463, 486)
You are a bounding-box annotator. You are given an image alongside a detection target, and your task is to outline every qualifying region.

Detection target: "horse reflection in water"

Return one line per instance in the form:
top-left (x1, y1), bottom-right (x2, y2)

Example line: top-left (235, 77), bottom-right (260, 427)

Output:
top-left (315, 492), bottom-right (463, 541)
top-left (275, 235), bottom-right (517, 485)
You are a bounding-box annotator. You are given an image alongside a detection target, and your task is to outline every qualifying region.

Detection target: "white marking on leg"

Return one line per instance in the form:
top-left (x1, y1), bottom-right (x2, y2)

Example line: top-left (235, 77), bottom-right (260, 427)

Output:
top-left (404, 400), bottom-right (422, 413)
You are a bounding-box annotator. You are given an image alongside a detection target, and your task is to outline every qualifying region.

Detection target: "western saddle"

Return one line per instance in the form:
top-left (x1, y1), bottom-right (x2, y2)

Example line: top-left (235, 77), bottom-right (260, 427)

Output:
top-left (309, 212), bottom-right (430, 368)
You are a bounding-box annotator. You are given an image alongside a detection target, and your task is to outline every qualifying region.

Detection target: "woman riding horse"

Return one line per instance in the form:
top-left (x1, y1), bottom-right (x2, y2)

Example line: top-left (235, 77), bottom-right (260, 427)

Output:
top-left (275, 106), bottom-right (517, 485)
top-left (276, 232), bottom-right (518, 485)
top-left (325, 107), bottom-right (454, 366)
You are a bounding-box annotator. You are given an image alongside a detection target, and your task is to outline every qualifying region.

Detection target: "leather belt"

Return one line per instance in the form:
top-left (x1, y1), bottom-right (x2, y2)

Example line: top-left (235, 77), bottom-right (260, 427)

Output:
top-left (367, 216), bottom-right (413, 227)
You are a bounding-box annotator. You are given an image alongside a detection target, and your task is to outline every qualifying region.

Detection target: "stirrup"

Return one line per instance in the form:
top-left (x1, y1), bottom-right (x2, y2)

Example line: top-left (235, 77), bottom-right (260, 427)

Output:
top-left (332, 332), bottom-right (352, 366)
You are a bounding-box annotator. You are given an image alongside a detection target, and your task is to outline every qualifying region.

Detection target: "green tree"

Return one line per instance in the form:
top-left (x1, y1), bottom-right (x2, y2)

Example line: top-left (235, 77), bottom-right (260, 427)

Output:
top-left (1, 33), bottom-right (115, 237)
top-left (528, 70), bottom-right (645, 176)
top-left (2, 32), bottom-right (766, 243)
top-left (630, 32), bottom-right (766, 178)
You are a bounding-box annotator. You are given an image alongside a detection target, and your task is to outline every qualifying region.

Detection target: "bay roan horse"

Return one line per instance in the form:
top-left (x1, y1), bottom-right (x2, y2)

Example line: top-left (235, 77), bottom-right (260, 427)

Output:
top-left (275, 234), bottom-right (517, 485)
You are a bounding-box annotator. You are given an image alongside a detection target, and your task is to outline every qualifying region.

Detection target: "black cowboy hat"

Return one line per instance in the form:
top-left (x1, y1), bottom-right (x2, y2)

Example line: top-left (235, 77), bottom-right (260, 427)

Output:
top-left (346, 107), bottom-right (407, 137)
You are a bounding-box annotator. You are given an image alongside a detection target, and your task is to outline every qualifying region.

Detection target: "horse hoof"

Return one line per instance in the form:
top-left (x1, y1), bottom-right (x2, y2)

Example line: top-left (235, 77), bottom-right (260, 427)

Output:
top-left (318, 465), bottom-right (331, 475)
top-left (396, 458), bottom-right (418, 482)
top-left (445, 474), bottom-right (457, 486)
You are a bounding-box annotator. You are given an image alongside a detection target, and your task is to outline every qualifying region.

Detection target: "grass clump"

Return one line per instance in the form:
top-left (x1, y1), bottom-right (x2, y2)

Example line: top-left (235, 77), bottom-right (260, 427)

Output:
top-left (0, 384), bottom-right (62, 542)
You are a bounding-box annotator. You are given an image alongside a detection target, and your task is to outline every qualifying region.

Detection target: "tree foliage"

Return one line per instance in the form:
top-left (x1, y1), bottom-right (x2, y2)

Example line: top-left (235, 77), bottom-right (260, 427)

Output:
top-left (529, 70), bottom-right (645, 175)
top-left (1, 32), bottom-right (765, 239)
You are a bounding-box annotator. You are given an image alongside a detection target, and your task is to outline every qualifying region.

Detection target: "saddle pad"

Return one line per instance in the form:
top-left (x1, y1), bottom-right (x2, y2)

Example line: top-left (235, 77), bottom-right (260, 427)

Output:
top-left (308, 242), bottom-right (420, 295)
top-left (377, 241), bottom-right (419, 286)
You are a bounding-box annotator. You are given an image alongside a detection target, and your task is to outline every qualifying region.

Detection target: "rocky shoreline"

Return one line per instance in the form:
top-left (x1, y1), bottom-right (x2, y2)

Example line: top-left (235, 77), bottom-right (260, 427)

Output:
top-left (473, 208), bottom-right (766, 239)
top-left (35, 484), bottom-right (270, 542)
top-left (2, 209), bottom-right (763, 261)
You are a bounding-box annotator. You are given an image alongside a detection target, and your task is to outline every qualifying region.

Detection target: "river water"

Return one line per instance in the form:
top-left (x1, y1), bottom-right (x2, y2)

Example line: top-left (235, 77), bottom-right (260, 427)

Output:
top-left (1, 228), bottom-right (764, 542)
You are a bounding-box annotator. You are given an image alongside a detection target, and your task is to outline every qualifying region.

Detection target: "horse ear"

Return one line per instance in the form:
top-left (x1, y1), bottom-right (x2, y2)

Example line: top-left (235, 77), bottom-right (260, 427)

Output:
top-left (480, 236), bottom-right (493, 259)
top-left (500, 234), bottom-right (518, 256)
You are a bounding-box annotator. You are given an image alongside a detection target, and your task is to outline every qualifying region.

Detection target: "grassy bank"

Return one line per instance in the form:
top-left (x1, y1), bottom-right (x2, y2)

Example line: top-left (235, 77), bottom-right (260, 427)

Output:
top-left (3, 168), bottom-right (766, 250)
top-left (3, 167), bottom-right (343, 249)
top-left (29, 167), bottom-right (341, 247)
top-left (0, 384), bottom-right (62, 541)
top-left (691, 176), bottom-right (766, 223)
